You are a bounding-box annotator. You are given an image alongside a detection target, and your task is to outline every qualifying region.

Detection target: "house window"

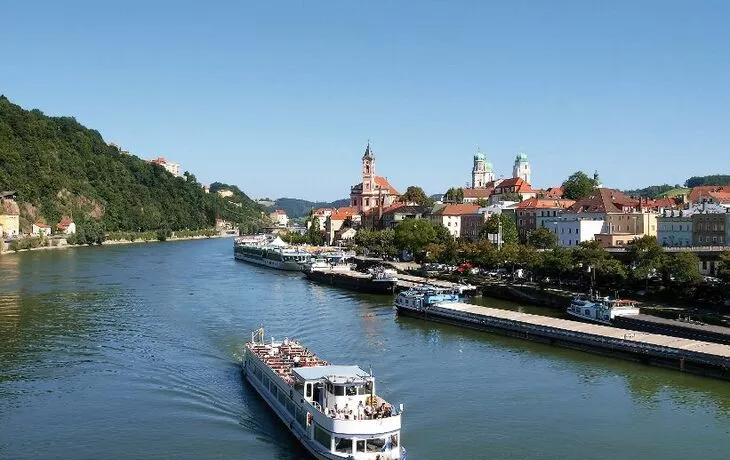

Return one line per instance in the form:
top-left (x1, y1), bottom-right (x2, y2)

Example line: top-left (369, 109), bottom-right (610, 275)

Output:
top-left (365, 198), bottom-right (369, 206)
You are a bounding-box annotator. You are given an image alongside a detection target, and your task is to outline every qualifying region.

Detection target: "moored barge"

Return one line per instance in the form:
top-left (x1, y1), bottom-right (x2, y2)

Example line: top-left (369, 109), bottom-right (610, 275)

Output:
top-left (242, 328), bottom-right (405, 459)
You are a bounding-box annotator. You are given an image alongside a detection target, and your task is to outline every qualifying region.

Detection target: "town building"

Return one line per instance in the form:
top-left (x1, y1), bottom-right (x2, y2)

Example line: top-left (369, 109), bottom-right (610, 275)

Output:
top-left (349, 143), bottom-right (399, 213)
top-left (325, 208), bottom-right (360, 245)
top-left (692, 210), bottom-right (729, 246)
top-left (0, 198), bottom-right (20, 238)
top-left (548, 218), bottom-right (605, 248)
top-left (657, 210), bottom-right (693, 247)
top-left (309, 208), bottom-right (334, 231)
top-left (149, 157), bottom-right (181, 177)
top-left (269, 210), bottom-right (289, 228)
top-left (381, 204), bottom-right (428, 229)
top-left (512, 152), bottom-right (531, 183)
top-left (461, 211), bottom-right (489, 241)
top-left (471, 151), bottom-right (496, 188)
top-left (217, 189), bottom-right (234, 198)
top-left (462, 187), bottom-right (493, 204)
top-left (31, 223), bottom-right (52, 236)
top-left (489, 177), bottom-right (537, 204)
top-left (428, 203), bottom-right (480, 239)
top-left (57, 217), bottom-right (76, 235)
top-left (515, 198), bottom-right (575, 242)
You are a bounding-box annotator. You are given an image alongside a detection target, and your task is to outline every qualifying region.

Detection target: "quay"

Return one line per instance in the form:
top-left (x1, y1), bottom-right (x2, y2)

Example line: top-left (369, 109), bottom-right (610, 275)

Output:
top-left (614, 314), bottom-right (730, 346)
top-left (398, 302), bottom-right (730, 381)
top-left (395, 273), bottom-right (477, 294)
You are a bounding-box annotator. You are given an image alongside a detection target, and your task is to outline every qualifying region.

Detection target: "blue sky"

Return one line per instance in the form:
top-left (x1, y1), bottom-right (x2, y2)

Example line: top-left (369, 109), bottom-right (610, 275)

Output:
top-left (2, 1), bottom-right (728, 201)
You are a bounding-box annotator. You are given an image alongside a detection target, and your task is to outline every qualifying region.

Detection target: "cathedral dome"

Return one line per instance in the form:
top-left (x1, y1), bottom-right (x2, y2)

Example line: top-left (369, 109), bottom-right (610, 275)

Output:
top-left (474, 152), bottom-right (485, 161)
top-left (515, 151), bottom-right (528, 162)
top-left (484, 160), bottom-right (493, 172)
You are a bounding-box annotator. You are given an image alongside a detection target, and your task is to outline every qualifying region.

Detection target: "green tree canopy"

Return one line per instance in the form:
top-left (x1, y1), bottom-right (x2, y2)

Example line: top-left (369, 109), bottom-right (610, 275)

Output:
top-left (483, 213), bottom-right (518, 245)
top-left (717, 251), bottom-right (730, 282)
top-left (443, 187), bottom-right (464, 204)
top-left (398, 186), bottom-right (434, 206)
top-left (528, 227), bottom-right (557, 249)
top-left (562, 171), bottom-right (598, 200)
top-left (394, 219), bottom-right (437, 254)
top-left (663, 252), bottom-right (701, 284)
top-left (625, 235), bottom-right (666, 282)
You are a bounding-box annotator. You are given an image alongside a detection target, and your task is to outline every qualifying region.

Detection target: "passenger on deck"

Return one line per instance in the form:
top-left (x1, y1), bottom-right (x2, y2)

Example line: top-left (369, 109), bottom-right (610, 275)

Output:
top-left (357, 401), bottom-right (364, 420)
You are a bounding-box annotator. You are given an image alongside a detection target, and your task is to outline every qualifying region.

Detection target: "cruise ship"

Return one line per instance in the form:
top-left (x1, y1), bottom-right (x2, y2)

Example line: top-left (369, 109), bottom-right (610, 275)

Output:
top-left (233, 236), bottom-right (311, 271)
top-left (242, 328), bottom-right (405, 459)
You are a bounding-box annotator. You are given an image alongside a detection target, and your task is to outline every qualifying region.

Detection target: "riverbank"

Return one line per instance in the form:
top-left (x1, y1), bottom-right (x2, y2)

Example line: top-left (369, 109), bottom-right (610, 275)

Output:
top-left (0, 233), bottom-right (230, 255)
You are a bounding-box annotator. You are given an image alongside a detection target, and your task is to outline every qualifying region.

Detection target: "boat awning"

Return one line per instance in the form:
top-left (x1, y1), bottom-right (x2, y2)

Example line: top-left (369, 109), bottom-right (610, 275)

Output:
top-left (292, 365), bottom-right (369, 381)
top-left (269, 236), bottom-right (289, 247)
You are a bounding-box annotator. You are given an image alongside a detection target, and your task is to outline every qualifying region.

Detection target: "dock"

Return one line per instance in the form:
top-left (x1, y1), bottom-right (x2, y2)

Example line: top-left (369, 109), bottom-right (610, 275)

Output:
top-left (398, 302), bottom-right (730, 381)
top-left (395, 273), bottom-right (477, 293)
top-left (614, 314), bottom-right (730, 346)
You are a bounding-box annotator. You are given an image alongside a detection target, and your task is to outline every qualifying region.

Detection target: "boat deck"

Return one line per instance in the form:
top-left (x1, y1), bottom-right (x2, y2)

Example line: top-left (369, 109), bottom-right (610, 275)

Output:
top-left (247, 341), bottom-right (329, 385)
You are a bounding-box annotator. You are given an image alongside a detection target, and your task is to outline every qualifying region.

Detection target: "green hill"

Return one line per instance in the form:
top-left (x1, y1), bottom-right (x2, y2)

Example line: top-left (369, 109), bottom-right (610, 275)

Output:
top-left (0, 95), bottom-right (265, 233)
top-left (266, 197), bottom-right (350, 218)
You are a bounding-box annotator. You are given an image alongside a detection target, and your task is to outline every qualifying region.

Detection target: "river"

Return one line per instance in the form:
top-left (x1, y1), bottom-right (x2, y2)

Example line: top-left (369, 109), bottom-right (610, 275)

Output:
top-left (1, 238), bottom-right (729, 459)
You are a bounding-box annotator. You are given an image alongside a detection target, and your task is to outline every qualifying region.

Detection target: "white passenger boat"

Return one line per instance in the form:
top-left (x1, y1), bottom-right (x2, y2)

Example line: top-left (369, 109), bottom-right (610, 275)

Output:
top-left (242, 328), bottom-right (405, 459)
top-left (567, 294), bottom-right (640, 325)
top-left (234, 236), bottom-right (311, 271)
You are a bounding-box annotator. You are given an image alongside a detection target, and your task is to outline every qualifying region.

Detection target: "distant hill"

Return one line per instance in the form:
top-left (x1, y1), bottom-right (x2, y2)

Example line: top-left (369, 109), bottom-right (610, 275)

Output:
top-left (0, 95), bottom-right (266, 233)
top-left (658, 187), bottom-right (690, 198)
top-left (264, 197), bottom-right (350, 218)
top-left (685, 175), bottom-right (730, 187)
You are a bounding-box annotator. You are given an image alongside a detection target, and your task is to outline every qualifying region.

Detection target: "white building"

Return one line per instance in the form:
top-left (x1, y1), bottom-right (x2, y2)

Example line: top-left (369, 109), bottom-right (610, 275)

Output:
top-left (471, 151), bottom-right (496, 188)
top-left (428, 203), bottom-right (481, 239)
top-left (657, 210), bottom-right (693, 247)
top-left (269, 209), bottom-right (289, 228)
top-left (150, 157), bottom-right (181, 177)
top-left (513, 152), bottom-right (531, 184)
top-left (31, 223), bottom-right (52, 236)
top-left (548, 218), bottom-right (605, 248)
top-left (217, 189), bottom-right (234, 198)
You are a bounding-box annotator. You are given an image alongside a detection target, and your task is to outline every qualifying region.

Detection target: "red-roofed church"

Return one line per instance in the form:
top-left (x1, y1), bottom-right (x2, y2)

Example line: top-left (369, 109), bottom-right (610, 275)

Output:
top-left (350, 143), bottom-right (399, 213)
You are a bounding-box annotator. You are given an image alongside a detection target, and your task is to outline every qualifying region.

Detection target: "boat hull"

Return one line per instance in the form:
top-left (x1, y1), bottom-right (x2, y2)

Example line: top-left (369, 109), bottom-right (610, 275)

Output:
top-left (241, 364), bottom-right (339, 460)
top-left (565, 308), bottom-right (613, 326)
top-left (304, 270), bottom-right (397, 294)
top-left (234, 252), bottom-right (303, 271)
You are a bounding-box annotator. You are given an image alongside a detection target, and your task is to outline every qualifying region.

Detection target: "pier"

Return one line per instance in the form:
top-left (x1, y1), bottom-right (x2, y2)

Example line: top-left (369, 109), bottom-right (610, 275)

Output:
top-left (394, 273), bottom-right (477, 293)
top-left (399, 302), bottom-right (730, 381)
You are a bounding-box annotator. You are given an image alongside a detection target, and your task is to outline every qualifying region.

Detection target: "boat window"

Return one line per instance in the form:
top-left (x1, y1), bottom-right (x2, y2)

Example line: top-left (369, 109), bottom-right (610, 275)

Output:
top-left (335, 385), bottom-right (345, 396)
top-left (366, 437), bottom-right (386, 452)
top-left (334, 437), bottom-right (353, 454)
top-left (314, 424), bottom-right (331, 449)
top-left (365, 381), bottom-right (372, 393)
top-left (296, 409), bottom-right (307, 428)
top-left (346, 386), bottom-right (357, 396)
top-left (306, 383), bottom-right (312, 398)
top-left (389, 434), bottom-right (399, 448)
top-left (357, 385), bottom-right (367, 395)
top-left (295, 381), bottom-right (304, 395)
top-left (356, 440), bottom-right (365, 453)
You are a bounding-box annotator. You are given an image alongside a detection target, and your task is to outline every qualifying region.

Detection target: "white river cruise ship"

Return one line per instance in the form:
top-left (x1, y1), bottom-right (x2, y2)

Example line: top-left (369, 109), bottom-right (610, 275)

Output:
top-left (242, 328), bottom-right (405, 459)
top-left (233, 236), bottom-right (311, 271)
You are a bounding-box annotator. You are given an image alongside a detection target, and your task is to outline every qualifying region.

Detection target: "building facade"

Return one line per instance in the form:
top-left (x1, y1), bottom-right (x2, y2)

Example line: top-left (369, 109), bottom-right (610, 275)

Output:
top-left (657, 210), bottom-right (693, 247)
top-left (0, 199), bottom-right (20, 237)
top-left (512, 152), bottom-right (531, 183)
top-left (150, 157), bottom-right (181, 177)
top-left (515, 198), bottom-right (575, 242)
top-left (548, 218), bottom-right (605, 248)
top-left (269, 210), bottom-right (289, 228)
top-left (692, 212), bottom-right (728, 246)
top-left (428, 204), bottom-right (480, 239)
top-left (350, 143), bottom-right (399, 213)
top-left (471, 151), bottom-right (495, 188)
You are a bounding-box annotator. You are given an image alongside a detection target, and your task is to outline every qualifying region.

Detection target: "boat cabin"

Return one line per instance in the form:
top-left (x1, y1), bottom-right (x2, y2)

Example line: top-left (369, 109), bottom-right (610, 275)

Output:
top-left (292, 365), bottom-right (377, 419)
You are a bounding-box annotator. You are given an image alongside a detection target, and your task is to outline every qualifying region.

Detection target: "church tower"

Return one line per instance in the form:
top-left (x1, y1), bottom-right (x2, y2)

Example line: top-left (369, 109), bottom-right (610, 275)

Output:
top-left (362, 142), bottom-right (376, 194)
top-left (471, 150), bottom-right (495, 188)
top-left (513, 151), bottom-right (531, 183)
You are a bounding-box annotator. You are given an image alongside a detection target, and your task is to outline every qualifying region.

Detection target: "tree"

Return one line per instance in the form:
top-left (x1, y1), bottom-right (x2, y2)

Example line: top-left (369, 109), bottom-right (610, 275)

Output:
top-left (562, 171), bottom-right (597, 200)
top-left (664, 252), bottom-right (701, 284)
top-left (399, 186), bottom-right (434, 206)
top-left (625, 235), bottom-right (666, 283)
top-left (528, 227), bottom-right (557, 249)
top-left (306, 217), bottom-right (324, 245)
top-left (443, 187), bottom-right (464, 204)
top-left (538, 247), bottom-right (573, 284)
top-left (716, 251), bottom-right (730, 282)
top-left (394, 219), bottom-right (436, 255)
top-left (483, 213), bottom-right (518, 245)
top-left (475, 198), bottom-right (488, 207)
top-left (685, 175), bottom-right (730, 187)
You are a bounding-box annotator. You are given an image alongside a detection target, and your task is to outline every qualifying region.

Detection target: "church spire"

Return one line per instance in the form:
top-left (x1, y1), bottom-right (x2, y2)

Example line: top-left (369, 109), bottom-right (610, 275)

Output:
top-left (362, 140), bottom-right (374, 160)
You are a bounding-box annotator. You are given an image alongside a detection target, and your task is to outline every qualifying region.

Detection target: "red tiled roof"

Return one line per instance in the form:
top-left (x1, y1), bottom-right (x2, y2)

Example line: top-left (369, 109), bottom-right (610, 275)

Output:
top-left (516, 198), bottom-right (575, 209)
top-left (542, 187), bottom-right (564, 198)
top-left (567, 188), bottom-right (638, 214)
top-left (494, 177), bottom-right (535, 194)
top-left (351, 176), bottom-right (400, 195)
top-left (463, 188), bottom-right (493, 199)
top-left (689, 186), bottom-right (730, 202)
top-left (329, 207), bottom-right (358, 220)
top-left (271, 209), bottom-right (287, 215)
top-left (34, 222), bottom-right (52, 228)
top-left (432, 204), bottom-right (481, 216)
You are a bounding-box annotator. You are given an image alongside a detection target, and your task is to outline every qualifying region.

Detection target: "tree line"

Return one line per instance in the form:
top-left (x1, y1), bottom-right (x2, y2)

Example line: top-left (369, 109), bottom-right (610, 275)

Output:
top-left (0, 95), bottom-right (266, 236)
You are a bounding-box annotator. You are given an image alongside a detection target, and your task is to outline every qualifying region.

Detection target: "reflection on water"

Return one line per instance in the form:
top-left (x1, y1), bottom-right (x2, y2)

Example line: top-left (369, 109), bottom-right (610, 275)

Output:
top-left (1, 240), bottom-right (730, 460)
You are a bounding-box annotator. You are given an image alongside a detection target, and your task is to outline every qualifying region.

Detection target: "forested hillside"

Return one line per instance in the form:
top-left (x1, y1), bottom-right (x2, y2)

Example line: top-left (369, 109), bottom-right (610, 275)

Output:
top-left (0, 96), bottom-right (265, 233)
top-left (267, 197), bottom-right (350, 218)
